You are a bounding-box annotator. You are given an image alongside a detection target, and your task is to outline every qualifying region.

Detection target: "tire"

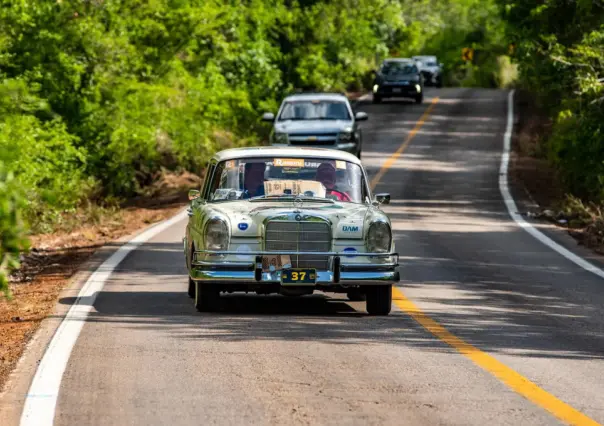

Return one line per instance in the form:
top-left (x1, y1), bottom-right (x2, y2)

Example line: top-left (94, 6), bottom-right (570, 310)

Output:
top-left (347, 288), bottom-right (366, 302)
top-left (356, 150), bottom-right (362, 160)
top-left (372, 95), bottom-right (382, 104)
top-left (415, 93), bottom-right (423, 104)
top-left (187, 277), bottom-right (195, 298)
top-left (195, 282), bottom-right (221, 312)
top-left (366, 285), bottom-right (392, 316)
top-left (436, 76), bottom-right (443, 88)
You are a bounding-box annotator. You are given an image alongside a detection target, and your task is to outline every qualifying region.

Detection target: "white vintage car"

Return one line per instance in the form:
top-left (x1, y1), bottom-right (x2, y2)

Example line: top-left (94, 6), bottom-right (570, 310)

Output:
top-left (183, 146), bottom-right (399, 315)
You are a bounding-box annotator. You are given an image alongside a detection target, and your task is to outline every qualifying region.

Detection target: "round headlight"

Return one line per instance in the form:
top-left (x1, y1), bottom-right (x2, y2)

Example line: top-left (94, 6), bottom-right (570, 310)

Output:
top-left (205, 219), bottom-right (229, 251)
top-left (366, 221), bottom-right (391, 253)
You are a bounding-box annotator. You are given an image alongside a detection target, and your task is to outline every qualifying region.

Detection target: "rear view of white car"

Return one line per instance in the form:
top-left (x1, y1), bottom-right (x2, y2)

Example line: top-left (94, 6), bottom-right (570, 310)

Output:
top-left (412, 55), bottom-right (443, 87)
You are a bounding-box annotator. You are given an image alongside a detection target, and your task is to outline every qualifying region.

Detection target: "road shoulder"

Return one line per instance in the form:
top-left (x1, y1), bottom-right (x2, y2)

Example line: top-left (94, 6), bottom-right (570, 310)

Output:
top-left (0, 208), bottom-right (185, 426)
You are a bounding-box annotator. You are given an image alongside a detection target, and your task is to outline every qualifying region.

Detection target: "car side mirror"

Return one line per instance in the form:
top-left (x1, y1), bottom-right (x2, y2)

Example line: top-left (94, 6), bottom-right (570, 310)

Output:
top-left (188, 189), bottom-right (201, 201)
top-left (373, 193), bottom-right (390, 205)
top-left (262, 112), bottom-right (275, 122)
top-left (355, 111), bottom-right (368, 121)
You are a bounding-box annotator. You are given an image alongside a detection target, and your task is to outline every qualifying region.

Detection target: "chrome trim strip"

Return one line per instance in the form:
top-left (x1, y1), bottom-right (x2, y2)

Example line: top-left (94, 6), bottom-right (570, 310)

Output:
top-left (194, 250), bottom-right (397, 258)
top-left (190, 269), bottom-right (399, 285)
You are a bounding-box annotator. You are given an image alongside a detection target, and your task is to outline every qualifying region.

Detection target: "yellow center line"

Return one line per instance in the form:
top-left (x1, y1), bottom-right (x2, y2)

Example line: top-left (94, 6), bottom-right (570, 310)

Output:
top-left (375, 99), bottom-right (600, 426)
top-left (392, 289), bottom-right (600, 426)
top-left (370, 97), bottom-right (439, 191)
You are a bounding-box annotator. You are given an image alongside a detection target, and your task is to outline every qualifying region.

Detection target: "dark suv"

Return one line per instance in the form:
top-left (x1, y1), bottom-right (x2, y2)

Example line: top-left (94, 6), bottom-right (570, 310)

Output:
top-left (372, 58), bottom-right (424, 104)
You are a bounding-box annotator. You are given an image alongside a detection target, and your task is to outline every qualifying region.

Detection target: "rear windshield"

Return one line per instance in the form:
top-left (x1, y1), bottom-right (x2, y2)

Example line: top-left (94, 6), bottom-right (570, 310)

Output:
top-left (381, 62), bottom-right (417, 75)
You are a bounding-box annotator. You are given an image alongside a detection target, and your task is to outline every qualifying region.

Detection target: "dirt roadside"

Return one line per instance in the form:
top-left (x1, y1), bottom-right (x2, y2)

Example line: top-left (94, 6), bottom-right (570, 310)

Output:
top-left (0, 172), bottom-right (200, 392)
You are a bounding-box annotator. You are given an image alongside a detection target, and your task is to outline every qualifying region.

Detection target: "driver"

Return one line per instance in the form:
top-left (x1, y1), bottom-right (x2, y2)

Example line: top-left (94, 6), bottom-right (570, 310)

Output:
top-left (315, 163), bottom-right (351, 202)
top-left (242, 162), bottom-right (266, 198)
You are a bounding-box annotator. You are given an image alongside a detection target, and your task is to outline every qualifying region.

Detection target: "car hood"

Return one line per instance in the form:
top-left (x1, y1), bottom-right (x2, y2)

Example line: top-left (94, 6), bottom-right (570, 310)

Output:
top-left (202, 200), bottom-right (388, 240)
top-left (274, 120), bottom-right (352, 134)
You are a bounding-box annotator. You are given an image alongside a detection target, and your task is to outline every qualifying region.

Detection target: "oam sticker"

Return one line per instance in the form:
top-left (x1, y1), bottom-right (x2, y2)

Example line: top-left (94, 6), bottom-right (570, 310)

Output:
top-left (336, 160), bottom-right (347, 169)
top-left (238, 222), bottom-right (249, 231)
top-left (342, 225), bottom-right (360, 232)
top-left (274, 158), bottom-right (304, 168)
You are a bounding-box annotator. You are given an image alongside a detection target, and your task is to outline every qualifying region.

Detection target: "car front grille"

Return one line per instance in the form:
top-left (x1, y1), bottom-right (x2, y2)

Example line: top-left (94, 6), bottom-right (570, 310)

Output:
top-left (265, 220), bottom-right (331, 270)
top-left (287, 133), bottom-right (338, 146)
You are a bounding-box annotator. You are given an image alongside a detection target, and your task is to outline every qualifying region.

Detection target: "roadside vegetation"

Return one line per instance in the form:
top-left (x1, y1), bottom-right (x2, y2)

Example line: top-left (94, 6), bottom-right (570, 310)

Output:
top-left (498, 1), bottom-right (604, 246)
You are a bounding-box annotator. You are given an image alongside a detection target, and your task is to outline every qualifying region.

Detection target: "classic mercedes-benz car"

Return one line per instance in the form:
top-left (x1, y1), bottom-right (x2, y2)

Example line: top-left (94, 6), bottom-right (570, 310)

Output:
top-left (183, 147), bottom-right (399, 315)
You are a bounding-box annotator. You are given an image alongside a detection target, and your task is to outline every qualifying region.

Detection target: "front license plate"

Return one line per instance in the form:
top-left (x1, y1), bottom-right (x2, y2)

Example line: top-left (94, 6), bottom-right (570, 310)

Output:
top-left (281, 269), bottom-right (317, 285)
top-left (392, 87), bottom-right (402, 93)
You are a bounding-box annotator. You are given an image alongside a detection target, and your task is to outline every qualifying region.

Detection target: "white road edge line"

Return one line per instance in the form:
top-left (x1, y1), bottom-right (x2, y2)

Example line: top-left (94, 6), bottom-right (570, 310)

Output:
top-left (20, 209), bottom-right (188, 426)
top-left (500, 90), bottom-right (604, 279)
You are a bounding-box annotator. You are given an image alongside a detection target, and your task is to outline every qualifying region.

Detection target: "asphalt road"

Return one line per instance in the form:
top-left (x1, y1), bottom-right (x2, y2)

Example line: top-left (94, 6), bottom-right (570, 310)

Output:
top-left (32, 88), bottom-right (604, 424)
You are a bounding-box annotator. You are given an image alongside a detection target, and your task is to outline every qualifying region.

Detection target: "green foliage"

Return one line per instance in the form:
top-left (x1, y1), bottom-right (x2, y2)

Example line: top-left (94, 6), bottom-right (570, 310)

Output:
top-left (0, 165), bottom-right (29, 297)
top-left (0, 79), bottom-right (91, 233)
top-left (499, 0), bottom-right (604, 200)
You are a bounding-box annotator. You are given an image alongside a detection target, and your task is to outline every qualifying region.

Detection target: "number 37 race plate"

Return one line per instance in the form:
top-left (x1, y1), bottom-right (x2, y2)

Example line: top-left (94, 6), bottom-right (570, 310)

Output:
top-left (281, 269), bottom-right (317, 285)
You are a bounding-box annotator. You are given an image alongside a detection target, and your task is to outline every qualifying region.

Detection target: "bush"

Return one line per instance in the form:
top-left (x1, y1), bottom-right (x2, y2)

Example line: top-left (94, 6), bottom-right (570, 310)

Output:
top-left (499, 0), bottom-right (604, 201)
top-left (0, 166), bottom-right (29, 297)
top-left (0, 114), bottom-right (91, 232)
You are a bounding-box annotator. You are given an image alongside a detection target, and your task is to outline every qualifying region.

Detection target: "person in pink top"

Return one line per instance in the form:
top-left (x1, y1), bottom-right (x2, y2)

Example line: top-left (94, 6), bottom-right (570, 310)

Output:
top-left (315, 162), bottom-right (351, 202)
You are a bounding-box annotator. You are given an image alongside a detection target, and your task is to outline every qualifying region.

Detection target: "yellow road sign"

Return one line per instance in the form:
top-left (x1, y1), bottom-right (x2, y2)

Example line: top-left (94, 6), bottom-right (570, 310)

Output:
top-left (462, 47), bottom-right (474, 61)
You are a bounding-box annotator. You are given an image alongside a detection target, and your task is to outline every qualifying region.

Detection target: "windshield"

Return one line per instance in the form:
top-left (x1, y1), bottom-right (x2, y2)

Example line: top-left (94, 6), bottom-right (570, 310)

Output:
top-left (278, 100), bottom-right (350, 121)
top-left (206, 157), bottom-right (367, 203)
top-left (381, 62), bottom-right (417, 75)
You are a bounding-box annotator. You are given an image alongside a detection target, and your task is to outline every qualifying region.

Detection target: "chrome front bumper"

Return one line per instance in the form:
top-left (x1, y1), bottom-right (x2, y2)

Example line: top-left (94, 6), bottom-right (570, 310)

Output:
top-left (190, 250), bottom-right (400, 286)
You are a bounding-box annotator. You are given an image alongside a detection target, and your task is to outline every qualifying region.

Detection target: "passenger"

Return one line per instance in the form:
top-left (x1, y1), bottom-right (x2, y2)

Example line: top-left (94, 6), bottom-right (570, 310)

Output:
top-left (315, 163), bottom-right (351, 202)
top-left (242, 162), bottom-right (266, 198)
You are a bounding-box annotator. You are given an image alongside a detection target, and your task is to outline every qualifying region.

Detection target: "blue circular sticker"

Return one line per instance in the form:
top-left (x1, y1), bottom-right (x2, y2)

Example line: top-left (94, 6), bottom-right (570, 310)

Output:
top-left (238, 223), bottom-right (249, 231)
top-left (343, 247), bottom-right (358, 258)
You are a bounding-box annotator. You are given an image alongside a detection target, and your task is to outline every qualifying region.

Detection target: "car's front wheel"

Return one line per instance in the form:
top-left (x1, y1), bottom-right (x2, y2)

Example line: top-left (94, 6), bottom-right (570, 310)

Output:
top-left (372, 95), bottom-right (382, 104)
top-left (415, 93), bottom-right (423, 104)
top-left (365, 285), bottom-right (392, 315)
top-left (195, 282), bottom-right (221, 312)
